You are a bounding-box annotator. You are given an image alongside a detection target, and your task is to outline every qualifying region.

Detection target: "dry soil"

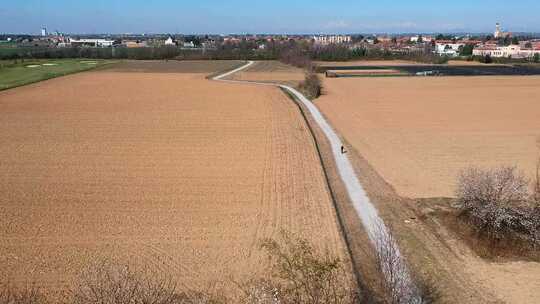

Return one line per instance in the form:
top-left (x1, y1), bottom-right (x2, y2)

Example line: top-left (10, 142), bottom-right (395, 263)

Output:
top-left (317, 76), bottom-right (540, 198)
top-left (0, 61), bottom-right (347, 296)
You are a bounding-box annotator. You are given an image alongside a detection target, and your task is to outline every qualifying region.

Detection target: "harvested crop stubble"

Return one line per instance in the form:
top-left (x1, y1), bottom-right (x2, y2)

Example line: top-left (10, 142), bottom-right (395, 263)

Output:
top-left (0, 67), bottom-right (347, 297)
top-left (317, 76), bottom-right (540, 198)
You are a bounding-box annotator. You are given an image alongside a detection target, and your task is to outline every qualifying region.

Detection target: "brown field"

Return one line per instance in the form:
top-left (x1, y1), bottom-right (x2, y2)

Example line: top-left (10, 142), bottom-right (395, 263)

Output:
top-left (314, 74), bottom-right (540, 303)
top-left (317, 76), bottom-right (540, 198)
top-left (230, 60), bottom-right (305, 86)
top-left (0, 61), bottom-right (347, 296)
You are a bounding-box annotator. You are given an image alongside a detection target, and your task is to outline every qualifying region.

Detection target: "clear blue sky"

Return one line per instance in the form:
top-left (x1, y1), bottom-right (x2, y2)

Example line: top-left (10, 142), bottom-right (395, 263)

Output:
top-left (2, 0), bottom-right (539, 34)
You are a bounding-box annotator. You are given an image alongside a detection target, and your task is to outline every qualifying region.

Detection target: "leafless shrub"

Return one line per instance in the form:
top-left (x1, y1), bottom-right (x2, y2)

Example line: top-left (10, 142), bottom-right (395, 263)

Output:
top-left (532, 137), bottom-right (540, 203)
top-left (533, 151), bottom-right (540, 207)
top-left (0, 282), bottom-right (46, 304)
top-left (243, 231), bottom-right (359, 304)
top-left (373, 224), bottom-right (413, 304)
top-left (72, 259), bottom-right (223, 304)
top-left (456, 166), bottom-right (540, 246)
top-left (235, 279), bottom-right (281, 304)
top-left (299, 72), bottom-right (322, 99)
top-left (372, 223), bottom-right (437, 304)
top-left (533, 140), bottom-right (540, 245)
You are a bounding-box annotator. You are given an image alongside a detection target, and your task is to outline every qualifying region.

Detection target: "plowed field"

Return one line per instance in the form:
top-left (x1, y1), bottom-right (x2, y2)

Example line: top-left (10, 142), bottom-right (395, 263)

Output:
top-left (0, 62), bottom-right (346, 295)
top-left (317, 76), bottom-right (540, 198)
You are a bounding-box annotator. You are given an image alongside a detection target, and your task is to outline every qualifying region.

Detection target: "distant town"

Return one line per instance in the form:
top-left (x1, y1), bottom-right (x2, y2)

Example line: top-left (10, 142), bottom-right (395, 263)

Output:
top-left (1, 23), bottom-right (540, 62)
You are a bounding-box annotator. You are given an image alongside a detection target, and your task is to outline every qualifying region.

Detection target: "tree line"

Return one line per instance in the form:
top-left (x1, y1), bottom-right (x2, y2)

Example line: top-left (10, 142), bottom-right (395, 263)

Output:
top-left (1, 40), bottom-right (449, 64)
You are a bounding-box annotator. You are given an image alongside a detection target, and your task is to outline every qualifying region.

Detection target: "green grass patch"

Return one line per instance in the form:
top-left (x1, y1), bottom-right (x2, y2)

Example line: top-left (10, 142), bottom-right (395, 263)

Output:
top-left (0, 59), bottom-right (117, 91)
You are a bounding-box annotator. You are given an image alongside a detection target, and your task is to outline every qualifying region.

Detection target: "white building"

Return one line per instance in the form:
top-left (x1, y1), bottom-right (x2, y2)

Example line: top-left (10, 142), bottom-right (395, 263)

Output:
top-left (164, 37), bottom-right (176, 46)
top-left (41, 28), bottom-right (48, 37)
top-left (68, 38), bottom-right (116, 47)
top-left (434, 42), bottom-right (464, 57)
top-left (473, 44), bottom-right (540, 58)
top-left (183, 41), bottom-right (195, 48)
top-left (313, 35), bottom-right (352, 45)
top-left (410, 35), bottom-right (432, 43)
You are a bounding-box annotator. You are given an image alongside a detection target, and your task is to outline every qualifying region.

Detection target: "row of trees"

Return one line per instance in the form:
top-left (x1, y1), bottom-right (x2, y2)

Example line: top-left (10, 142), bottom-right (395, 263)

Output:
top-left (1, 40), bottom-right (450, 64)
top-left (0, 46), bottom-right (273, 61)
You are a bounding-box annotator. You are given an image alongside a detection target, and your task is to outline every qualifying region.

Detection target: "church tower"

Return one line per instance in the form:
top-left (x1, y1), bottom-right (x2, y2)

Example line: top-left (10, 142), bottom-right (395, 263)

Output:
top-left (494, 23), bottom-right (502, 38)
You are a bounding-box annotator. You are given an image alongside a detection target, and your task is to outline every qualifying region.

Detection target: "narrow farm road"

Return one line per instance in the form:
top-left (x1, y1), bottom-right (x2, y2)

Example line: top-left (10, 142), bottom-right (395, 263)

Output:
top-left (213, 61), bottom-right (420, 302)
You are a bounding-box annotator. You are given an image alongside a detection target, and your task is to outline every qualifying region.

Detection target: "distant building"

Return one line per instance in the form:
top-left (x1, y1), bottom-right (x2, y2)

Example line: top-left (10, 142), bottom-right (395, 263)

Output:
top-left (494, 23), bottom-right (511, 39)
top-left (364, 38), bottom-right (375, 44)
top-left (41, 27), bottom-right (48, 37)
top-left (183, 41), bottom-right (195, 48)
top-left (410, 35), bottom-right (432, 43)
top-left (473, 44), bottom-right (540, 58)
top-left (123, 40), bottom-right (148, 48)
top-left (69, 38), bottom-right (116, 47)
top-left (223, 37), bottom-right (241, 44)
top-left (434, 41), bottom-right (465, 57)
top-left (164, 37), bottom-right (177, 46)
top-left (313, 35), bottom-right (351, 45)
top-left (376, 36), bottom-right (393, 43)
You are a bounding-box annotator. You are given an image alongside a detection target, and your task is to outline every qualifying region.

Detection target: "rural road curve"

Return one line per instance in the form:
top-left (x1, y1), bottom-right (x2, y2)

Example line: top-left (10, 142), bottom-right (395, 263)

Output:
top-left (213, 61), bottom-right (420, 301)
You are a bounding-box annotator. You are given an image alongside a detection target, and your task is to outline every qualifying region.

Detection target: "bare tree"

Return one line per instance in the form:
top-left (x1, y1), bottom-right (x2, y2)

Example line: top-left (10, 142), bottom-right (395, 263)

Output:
top-left (534, 137), bottom-right (540, 206)
top-left (534, 159), bottom-right (540, 207)
top-left (72, 259), bottom-right (222, 304)
top-left (372, 223), bottom-right (437, 304)
top-left (246, 231), bottom-right (359, 304)
top-left (299, 72), bottom-right (322, 99)
top-left (456, 166), bottom-right (539, 245)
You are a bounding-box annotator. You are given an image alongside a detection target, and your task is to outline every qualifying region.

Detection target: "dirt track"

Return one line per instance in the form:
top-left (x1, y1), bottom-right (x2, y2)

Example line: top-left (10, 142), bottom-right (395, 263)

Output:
top-left (0, 62), bottom-right (347, 295)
